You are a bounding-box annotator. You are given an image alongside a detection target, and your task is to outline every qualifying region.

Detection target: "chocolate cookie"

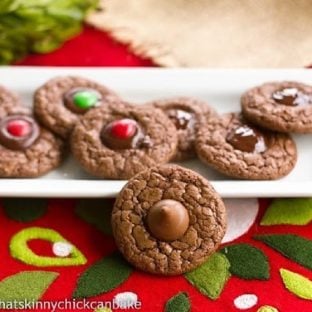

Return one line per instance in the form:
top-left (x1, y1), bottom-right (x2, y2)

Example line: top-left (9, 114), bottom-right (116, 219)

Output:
top-left (0, 114), bottom-right (64, 177)
top-left (149, 97), bottom-right (216, 161)
top-left (196, 112), bottom-right (297, 180)
top-left (112, 164), bottom-right (226, 275)
top-left (34, 76), bottom-right (118, 138)
top-left (241, 81), bottom-right (312, 133)
top-left (71, 103), bottom-right (178, 179)
top-left (0, 85), bottom-right (26, 118)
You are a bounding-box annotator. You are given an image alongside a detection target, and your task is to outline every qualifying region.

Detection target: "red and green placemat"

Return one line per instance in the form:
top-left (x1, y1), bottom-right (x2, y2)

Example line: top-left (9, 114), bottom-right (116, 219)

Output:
top-left (10, 26), bottom-right (312, 311)
top-left (0, 197), bottom-right (311, 311)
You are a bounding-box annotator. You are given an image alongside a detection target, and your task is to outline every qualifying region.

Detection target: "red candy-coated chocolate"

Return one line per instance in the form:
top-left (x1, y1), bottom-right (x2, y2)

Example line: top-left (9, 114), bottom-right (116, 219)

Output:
top-left (6, 120), bottom-right (32, 137)
top-left (109, 119), bottom-right (137, 139)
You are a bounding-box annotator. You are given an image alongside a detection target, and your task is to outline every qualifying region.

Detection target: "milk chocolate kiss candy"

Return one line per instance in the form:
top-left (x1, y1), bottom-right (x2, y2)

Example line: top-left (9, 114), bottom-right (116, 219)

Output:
top-left (226, 125), bottom-right (267, 153)
top-left (0, 115), bottom-right (40, 150)
top-left (146, 199), bottom-right (189, 241)
top-left (101, 118), bottom-right (151, 150)
top-left (64, 87), bottom-right (102, 114)
top-left (272, 87), bottom-right (311, 106)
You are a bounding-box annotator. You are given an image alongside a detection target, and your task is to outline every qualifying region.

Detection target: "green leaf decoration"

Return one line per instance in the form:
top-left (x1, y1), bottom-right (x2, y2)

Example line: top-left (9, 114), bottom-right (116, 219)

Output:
top-left (280, 268), bottom-right (312, 300)
top-left (10, 227), bottom-right (87, 267)
top-left (257, 305), bottom-right (279, 312)
top-left (73, 253), bottom-right (132, 298)
top-left (0, 0), bottom-right (99, 64)
top-left (75, 199), bottom-right (114, 236)
top-left (2, 198), bottom-right (48, 222)
top-left (165, 292), bottom-right (190, 312)
top-left (0, 271), bottom-right (58, 302)
top-left (94, 308), bottom-right (112, 312)
top-left (95, 308), bottom-right (112, 312)
top-left (254, 234), bottom-right (312, 270)
top-left (221, 243), bottom-right (269, 280)
top-left (261, 198), bottom-right (312, 226)
top-left (185, 252), bottom-right (230, 300)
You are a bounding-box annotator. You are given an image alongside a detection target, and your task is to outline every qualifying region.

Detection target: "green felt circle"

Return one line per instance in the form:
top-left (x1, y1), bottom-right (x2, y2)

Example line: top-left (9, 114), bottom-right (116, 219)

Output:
top-left (10, 227), bottom-right (87, 267)
top-left (73, 91), bottom-right (98, 109)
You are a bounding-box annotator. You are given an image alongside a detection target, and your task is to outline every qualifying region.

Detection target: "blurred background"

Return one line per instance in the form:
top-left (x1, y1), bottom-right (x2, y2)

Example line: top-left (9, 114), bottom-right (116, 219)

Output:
top-left (1, 0), bottom-right (312, 67)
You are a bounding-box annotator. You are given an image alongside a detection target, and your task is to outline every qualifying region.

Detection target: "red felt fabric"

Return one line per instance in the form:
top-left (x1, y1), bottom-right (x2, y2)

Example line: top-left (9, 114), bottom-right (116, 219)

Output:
top-left (1, 199), bottom-right (312, 312)
top-left (17, 26), bottom-right (154, 67)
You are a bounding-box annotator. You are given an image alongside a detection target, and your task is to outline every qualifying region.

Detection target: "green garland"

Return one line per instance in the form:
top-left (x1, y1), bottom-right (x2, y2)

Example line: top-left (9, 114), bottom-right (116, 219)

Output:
top-left (0, 0), bottom-right (99, 64)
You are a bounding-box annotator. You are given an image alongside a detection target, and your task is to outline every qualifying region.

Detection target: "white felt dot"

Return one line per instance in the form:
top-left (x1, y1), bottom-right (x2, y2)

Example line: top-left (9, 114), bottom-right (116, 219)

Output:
top-left (222, 198), bottom-right (259, 244)
top-left (52, 242), bottom-right (73, 257)
top-left (234, 294), bottom-right (258, 310)
top-left (114, 292), bottom-right (138, 309)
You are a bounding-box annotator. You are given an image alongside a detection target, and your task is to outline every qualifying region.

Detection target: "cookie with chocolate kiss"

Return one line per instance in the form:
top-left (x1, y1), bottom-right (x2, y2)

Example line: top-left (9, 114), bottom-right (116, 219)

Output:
top-left (196, 112), bottom-right (297, 180)
top-left (112, 164), bottom-right (226, 275)
top-left (148, 97), bottom-right (217, 161)
top-left (71, 102), bottom-right (178, 179)
top-left (241, 81), bottom-right (312, 133)
top-left (34, 76), bottom-right (119, 138)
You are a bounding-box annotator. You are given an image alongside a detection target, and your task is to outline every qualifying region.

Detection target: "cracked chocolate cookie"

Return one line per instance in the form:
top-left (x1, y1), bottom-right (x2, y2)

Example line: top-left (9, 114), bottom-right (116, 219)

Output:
top-left (111, 164), bottom-right (226, 275)
top-left (241, 81), bottom-right (312, 133)
top-left (71, 103), bottom-right (178, 179)
top-left (149, 97), bottom-right (216, 161)
top-left (34, 76), bottom-right (119, 138)
top-left (0, 113), bottom-right (64, 178)
top-left (196, 112), bottom-right (297, 180)
top-left (0, 85), bottom-right (27, 118)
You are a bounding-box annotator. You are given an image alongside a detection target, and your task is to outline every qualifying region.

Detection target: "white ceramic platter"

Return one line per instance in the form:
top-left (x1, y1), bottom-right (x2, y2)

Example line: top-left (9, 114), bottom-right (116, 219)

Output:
top-left (1, 67), bottom-right (312, 197)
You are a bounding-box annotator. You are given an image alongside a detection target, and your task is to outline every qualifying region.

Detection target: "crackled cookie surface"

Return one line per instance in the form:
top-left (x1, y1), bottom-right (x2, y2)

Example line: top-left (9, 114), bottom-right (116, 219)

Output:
top-left (0, 85), bottom-right (28, 118)
top-left (111, 165), bottom-right (226, 275)
top-left (149, 97), bottom-right (216, 161)
top-left (241, 81), bottom-right (312, 133)
top-left (0, 114), bottom-right (64, 177)
top-left (196, 112), bottom-right (297, 180)
top-left (34, 76), bottom-right (118, 138)
top-left (71, 103), bottom-right (178, 179)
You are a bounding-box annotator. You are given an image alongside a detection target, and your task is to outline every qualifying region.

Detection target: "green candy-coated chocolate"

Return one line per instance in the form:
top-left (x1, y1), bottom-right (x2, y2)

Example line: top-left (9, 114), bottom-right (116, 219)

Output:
top-left (73, 91), bottom-right (98, 109)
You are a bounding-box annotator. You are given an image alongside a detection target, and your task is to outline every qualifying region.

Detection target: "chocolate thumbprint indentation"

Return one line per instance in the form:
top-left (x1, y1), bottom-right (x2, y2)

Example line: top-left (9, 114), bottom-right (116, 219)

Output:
top-left (226, 125), bottom-right (268, 153)
top-left (272, 88), bottom-right (311, 106)
top-left (0, 115), bottom-right (40, 150)
top-left (166, 109), bottom-right (194, 130)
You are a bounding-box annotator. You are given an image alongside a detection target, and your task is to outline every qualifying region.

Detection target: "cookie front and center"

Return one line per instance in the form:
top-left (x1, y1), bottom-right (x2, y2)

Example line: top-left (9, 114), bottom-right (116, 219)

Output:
top-left (226, 125), bottom-right (267, 153)
top-left (146, 199), bottom-right (189, 241)
top-left (111, 165), bottom-right (226, 275)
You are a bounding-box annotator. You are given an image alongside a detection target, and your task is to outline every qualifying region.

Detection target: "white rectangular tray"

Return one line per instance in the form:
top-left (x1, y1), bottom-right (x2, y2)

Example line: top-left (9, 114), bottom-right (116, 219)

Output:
top-left (1, 67), bottom-right (312, 198)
